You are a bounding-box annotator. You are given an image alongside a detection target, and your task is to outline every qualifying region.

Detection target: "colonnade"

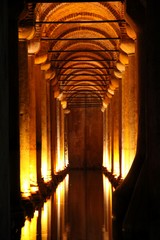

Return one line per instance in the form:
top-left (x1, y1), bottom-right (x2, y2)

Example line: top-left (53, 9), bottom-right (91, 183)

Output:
top-left (1, 1), bottom-right (160, 239)
top-left (103, 26), bottom-right (138, 179)
top-left (18, 33), bottom-right (69, 199)
top-left (18, 21), bottom-right (139, 199)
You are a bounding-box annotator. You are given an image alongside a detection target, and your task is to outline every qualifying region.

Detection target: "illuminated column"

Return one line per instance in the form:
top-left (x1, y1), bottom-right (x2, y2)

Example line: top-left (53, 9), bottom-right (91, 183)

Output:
top-left (35, 63), bottom-right (43, 184)
top-left (120, 39), bottom-right (137, 178)
top-left (112, 89), bottom-right (121, 176)
top-left (40, 69), bottom-right (48, 182)
top-left (64, 111), bottom-right (69, 167)
top-left (114, 65), bottom-right (124, 177)
top-left (55, 96), bottom-right (68, 172)
top-left (128, 53), bottom-right (138, 164)
top-left (102, 90), bottom-right (115, 171)
top-left (40, 70), bottom-right (52, 182)
top-left (34, 54), bottom-right (48, 184)
top-left (18, 29), bottom-right (38, 197)
top-left (50, 96), bottom-right (57, 175)
top-left (28, 54), bottom-right (38, 191)
top-left (60, 106), bottom-right (65, 169)
top-left (27, 41), bottom-right (41, 192)
top-left (102, 109), bottom-right (107, 167)
top-left (18, 39), bottom-right (30, 198)
top-left (21, 211), bottom-right (38, 240)
top-left (119, 51), bottom-right (130, 178)
top-left (41, 66), bottom-right (53, 181)
top-left (103, 105), bottom-right (111, 171)
top-left (50, 76), bottom-right (60, 174)
top-left (46, 80), bottom-right (52, 180)
top-left (63, 105), bottom-right (70, 168)
top-left (41, 198), bottom-right (52, 239)
top-left (109, 98), bottom-right (114, 173)
top-left (56, 99), bottom-right (61, 172)
top-left (110, 92), bottom-right (119, 175)
top-left (103, 76), bottom-right (121, 174)
top-left (105, 101), bottom-right (112, 172)
top-left (106, 105), bottom-right (112, 172)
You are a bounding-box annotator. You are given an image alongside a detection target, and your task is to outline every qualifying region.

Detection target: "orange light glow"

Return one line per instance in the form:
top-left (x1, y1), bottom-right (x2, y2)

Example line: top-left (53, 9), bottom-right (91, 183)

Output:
top-left (41, 198), bottom-right (51, 238)
top-left (121, 149), bottom-right (135, 178)
top-left (30, 185), bottom-right (39, 194)
top-left (103, 175), bottom-right (112, 240)
top-left (56, 180), bottom-right (64, 239)
top-left (56, 175), bottom-right (68, 239)
top-left (41, 160), bottom-right (48, 182)
top-left (21, 211), bottom-right (38, 240)
top-left (103, 151), bottom-right (111, 171)
top-left (103, 141), bottom-right (112, 172)
top-left (113, 151), bottom-right (120, 176)
top-left (21, 179), bottom-right (30, 198)
top-left (56, 140), bottom-right (65, 172)
top-left (20, 145), bottom-right (31, 198)
top-left (21, 156), bottom-right (38, 197)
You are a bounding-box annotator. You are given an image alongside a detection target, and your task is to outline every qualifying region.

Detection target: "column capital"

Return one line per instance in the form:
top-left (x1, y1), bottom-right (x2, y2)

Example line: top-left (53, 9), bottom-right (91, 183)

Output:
top-left (61, 100), bottom-right (67, 109)
top-left (111, 78), bottom-right (120, 89)
top-left (126, 23), bottom-right (136, 40)
top-left (120, 38), bottom-right (135, 55)
top-left (119, 51), bottom-right (129, 65)
top-left (34, 54), bottom-right (48, 64)
top-left (64, 108), bottom-right (71, 114)
top-left (114, 70), bottom-right (123, 79)
top-left (116, 61), bottom-right (125, 73)
top-left (45, 69), bottom-right (56, 80)
top-left (28, 40), bottom-right (41, 55)
top-left (41, 62), bottom-right (51, 71)
top-left (18, 26), bottom-right (35, 40)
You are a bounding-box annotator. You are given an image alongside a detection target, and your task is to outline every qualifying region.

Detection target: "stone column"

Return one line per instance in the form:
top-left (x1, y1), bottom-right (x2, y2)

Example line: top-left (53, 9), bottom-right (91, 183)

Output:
top-left (116, 51), bottom-right (129, 178)
top-left (41, 65), bottom-right (53, 181)
top-left (112, 89), bottom-right (121, 176)
top-left (60, 106), bottom-right (65, 170)
top-left (104, 77), bottom-right (120, 173)
top-left (106, 103), bottom-right (112, 172)
top-left (128, 52), bottom-right (138, 162)
top-left (56, 99), bottom-right (61, 172)
top-left (34, 53), bottom-right (48, 185)
top-left (120, 39), bottom-right (137, 178)
top-left (50, 95), bottom-right (57, 175)
top-left (110, 99), bottom-right (114, 173)
top-left (18, 40), bottom-right (30, 197)
top-left (41, 70), bottom-right (48, 181)
top-left (34, 63), bottom-right (42, 183)
top-left (102, 110), bottom-right (107, 168)
top-left (46, 80), bottom-right (52, 180)
top-left (64, 112), bottom-right (69, 167)
top-left (122, 63), bottom-right (130, 177)
top-left (28, 54), bottom-right (38, 189)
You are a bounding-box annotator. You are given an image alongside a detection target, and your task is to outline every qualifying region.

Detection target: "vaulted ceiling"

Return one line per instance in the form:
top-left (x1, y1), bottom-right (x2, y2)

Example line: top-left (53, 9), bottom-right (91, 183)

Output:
top-left (19, 1), bottom-right (134, 110)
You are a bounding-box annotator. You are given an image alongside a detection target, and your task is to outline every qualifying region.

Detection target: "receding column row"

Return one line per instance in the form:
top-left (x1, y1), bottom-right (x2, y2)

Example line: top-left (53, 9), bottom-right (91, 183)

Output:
top-left (18, 37), bottom-right (68, 199)
top-left (103, 32), bottom-right (138, 179)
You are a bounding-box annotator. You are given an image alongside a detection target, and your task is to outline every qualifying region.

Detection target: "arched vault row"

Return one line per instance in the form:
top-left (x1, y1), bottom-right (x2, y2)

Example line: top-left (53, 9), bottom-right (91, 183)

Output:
top-left (19, 1), bottom-right (135, 110)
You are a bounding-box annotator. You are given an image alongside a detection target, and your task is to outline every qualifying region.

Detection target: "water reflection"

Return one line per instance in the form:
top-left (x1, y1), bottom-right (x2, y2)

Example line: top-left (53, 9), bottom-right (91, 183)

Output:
top-left (20, 170), bottom-right (113, 240)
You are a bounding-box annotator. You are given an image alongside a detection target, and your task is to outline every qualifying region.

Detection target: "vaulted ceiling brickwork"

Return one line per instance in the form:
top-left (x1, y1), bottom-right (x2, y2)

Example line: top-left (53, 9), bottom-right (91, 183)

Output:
top-left (19, 1), bottom-right (135, 110)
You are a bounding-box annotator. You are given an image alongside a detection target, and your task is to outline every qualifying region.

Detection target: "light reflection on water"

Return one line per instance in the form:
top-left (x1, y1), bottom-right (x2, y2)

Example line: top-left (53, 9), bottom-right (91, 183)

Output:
top-left (20, 170), bottom-right (113, 240)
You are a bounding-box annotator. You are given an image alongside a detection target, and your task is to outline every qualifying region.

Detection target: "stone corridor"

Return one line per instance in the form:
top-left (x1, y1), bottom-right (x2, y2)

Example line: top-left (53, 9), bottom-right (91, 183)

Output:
top-left (1, 1), bottom-right (160, 239)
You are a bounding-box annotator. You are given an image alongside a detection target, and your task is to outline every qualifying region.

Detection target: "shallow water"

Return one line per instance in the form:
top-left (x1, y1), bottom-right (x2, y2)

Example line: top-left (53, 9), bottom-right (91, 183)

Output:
top-left (20, 170), bottom-right (113, 240)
